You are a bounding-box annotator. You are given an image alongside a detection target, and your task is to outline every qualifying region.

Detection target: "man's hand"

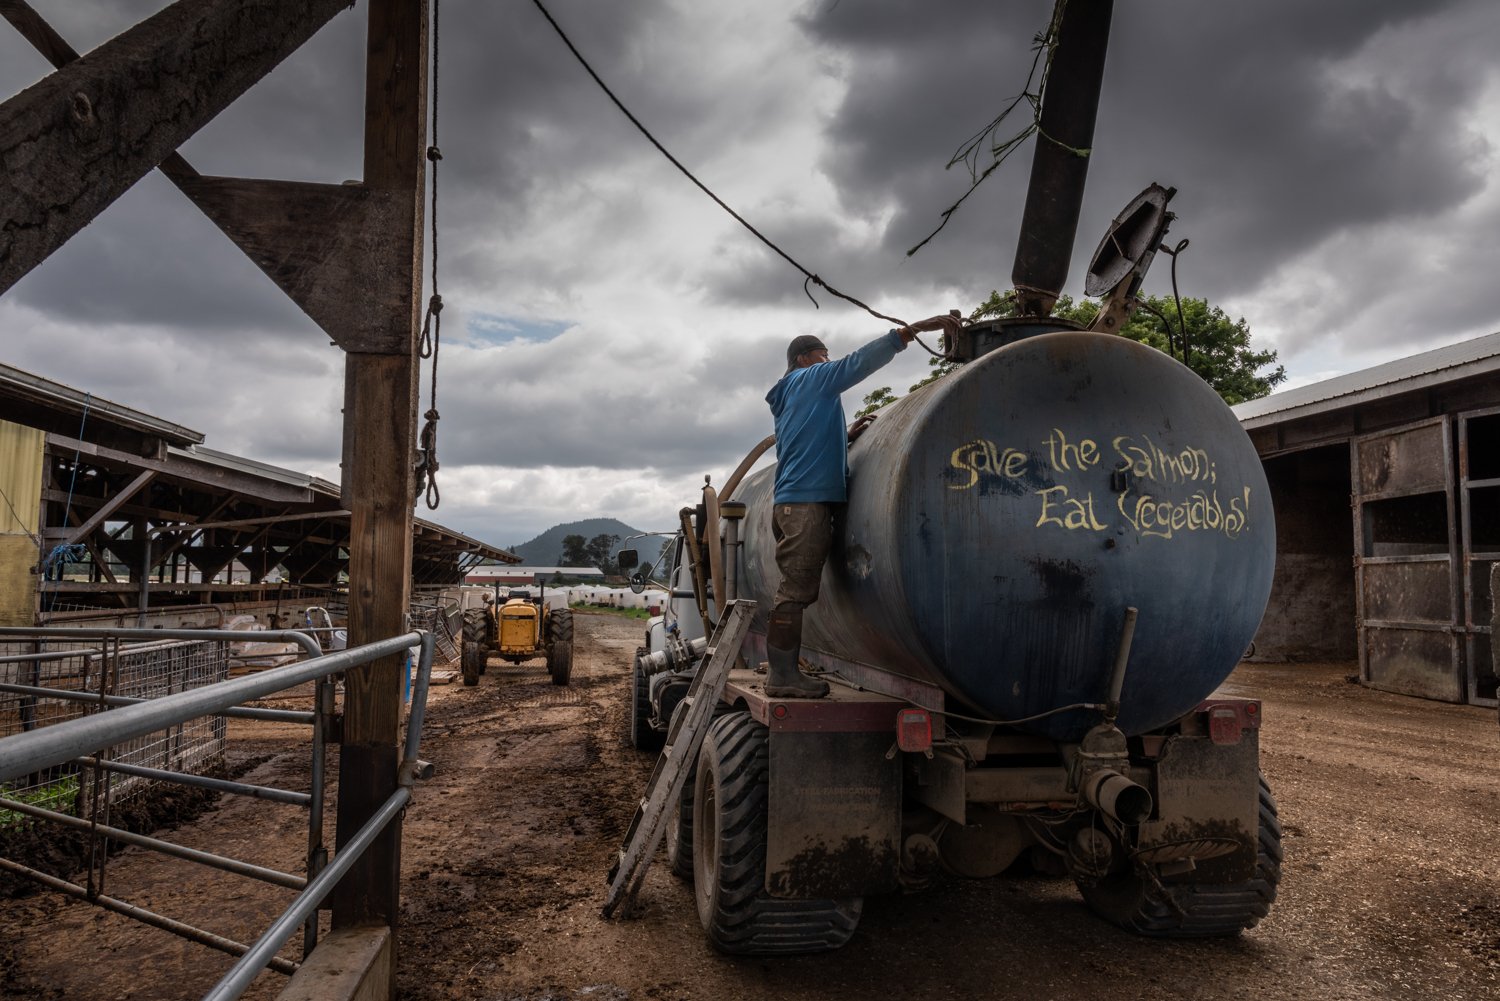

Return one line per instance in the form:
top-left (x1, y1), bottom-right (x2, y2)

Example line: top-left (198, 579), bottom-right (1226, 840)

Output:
top-left (847, 412), bottom-right (877, 445)
top-left (897, 313), bottom-right (965, 345)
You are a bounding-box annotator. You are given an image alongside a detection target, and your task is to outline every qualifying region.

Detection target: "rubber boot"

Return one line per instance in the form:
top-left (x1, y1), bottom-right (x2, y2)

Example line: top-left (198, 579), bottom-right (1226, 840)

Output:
top-left (764, 605), bottom-right (829, 699)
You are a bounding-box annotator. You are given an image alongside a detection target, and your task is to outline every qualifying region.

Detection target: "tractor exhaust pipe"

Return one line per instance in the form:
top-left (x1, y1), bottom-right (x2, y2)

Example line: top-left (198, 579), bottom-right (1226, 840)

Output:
top-left (1011, 0), bottom-right (1115, 316)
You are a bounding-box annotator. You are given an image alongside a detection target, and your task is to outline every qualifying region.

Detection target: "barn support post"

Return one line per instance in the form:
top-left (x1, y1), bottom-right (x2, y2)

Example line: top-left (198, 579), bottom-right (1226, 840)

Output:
top-left (332, 0), bottom-right (429, 940)
top-left (0, 0), bottom-right (355, 294)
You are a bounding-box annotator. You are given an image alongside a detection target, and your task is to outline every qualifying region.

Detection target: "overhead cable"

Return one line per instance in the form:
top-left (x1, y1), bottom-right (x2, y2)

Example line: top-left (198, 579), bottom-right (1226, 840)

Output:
top-left (528, 0), bottom-right (908, 328)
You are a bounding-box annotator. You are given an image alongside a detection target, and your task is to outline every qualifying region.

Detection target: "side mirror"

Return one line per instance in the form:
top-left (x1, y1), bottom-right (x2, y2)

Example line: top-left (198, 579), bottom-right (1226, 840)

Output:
top-left (629, 572), bottom-right (646, 595)
top-left (617, 549), bottom-right (639, 571)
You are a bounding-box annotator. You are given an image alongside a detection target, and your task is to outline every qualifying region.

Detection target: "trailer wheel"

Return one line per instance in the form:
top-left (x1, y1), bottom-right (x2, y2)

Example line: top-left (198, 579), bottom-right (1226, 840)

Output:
top-left (630, 648), bottom-right (665, 752)
top-left (461, 609), bottom-right (487, 686)
top-left (1079, 772), bottom-right (1283, 937)
top-left (693, 712), bottom-right (862, 954)
top-left (546, 609), bottom-right (574, 686)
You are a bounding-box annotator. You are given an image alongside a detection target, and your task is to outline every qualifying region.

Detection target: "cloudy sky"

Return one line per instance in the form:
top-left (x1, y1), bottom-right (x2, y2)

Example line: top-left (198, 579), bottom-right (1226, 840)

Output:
top-left (3, 0), bottom-right (1498, 549)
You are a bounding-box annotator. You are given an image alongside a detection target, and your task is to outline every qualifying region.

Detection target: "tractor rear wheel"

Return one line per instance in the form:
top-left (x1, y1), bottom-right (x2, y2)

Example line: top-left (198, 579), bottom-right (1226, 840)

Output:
top-left (630, 648), bottom-right (665, 752)
top-left (693, 712), bottom-right (862, 954)
top-left (546, 608), bottom-right (574, 686)
top-left (461, 609), bottom-right (487, 686)
top-left (1078, 772), bottom-right (1283, 936)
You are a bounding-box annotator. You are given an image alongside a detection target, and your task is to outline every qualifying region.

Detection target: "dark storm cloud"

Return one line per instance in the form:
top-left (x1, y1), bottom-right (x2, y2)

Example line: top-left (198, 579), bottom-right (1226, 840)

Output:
top-left (8, 174), bottom-right (323, 335)
top-left (769, 0), bottom-right (1499, 319)
top-left (431, 327), bottom-right (773, 476)
top-left (693, 2), bottom-right (1058, 313)
top-left (1093, 0), bottom-right (1495, 301)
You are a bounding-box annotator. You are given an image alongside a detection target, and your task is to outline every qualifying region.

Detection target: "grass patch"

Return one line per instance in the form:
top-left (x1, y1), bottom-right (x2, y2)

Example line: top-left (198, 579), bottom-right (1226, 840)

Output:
top-left (0, 777), bottom-right (79, 828)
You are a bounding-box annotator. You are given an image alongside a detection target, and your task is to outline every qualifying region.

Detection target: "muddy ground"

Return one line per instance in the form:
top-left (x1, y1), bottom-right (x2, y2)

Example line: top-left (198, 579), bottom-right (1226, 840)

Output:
top-left (3, 609), bottom-right (1498, 1000)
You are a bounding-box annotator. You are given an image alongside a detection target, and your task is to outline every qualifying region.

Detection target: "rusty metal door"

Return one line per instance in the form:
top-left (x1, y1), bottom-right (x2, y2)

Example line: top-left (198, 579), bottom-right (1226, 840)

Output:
top-left (1351, 416), bottom-right (1464, 702)
top-left (1458, 408), bottom-right (1500, 707)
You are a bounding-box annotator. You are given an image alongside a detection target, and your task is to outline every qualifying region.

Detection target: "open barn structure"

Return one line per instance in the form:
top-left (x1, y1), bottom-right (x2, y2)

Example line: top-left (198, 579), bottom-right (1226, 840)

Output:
top-left (0, 0), bottom-right (457, 995)
top-left (1239, 332), bottom-right (1500, 710)
top-left (2, 361), bottom-right (517, 625)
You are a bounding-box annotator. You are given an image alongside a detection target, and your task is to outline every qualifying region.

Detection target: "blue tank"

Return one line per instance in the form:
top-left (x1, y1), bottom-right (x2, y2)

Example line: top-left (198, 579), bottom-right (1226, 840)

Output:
top-left (734, 330), bottom-right (1275, 741)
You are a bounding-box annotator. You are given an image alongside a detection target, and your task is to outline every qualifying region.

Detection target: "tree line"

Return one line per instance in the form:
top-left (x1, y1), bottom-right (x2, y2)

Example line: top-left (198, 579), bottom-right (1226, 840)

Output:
top-left (860, 291), bottom-right (1285, 416)
top-left (558, 533), bottom-right (621, 575)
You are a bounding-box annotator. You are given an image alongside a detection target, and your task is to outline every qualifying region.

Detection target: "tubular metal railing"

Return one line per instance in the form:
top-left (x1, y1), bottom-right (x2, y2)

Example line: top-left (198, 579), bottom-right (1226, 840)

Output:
top-left (0, 626), bottom-right (435, 1000)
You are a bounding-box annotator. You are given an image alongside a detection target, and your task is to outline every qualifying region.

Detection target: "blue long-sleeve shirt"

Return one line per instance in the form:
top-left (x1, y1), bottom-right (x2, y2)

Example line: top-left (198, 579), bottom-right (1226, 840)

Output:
top-left (765, 329), bottom-right (906, 503)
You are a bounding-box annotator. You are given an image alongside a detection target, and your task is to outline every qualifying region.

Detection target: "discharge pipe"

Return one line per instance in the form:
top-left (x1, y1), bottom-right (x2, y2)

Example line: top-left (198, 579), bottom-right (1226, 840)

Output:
top-left (1011, 0), bottom-right (1115, 316)
top-left (1080, 769), bottom-right (1153, 826)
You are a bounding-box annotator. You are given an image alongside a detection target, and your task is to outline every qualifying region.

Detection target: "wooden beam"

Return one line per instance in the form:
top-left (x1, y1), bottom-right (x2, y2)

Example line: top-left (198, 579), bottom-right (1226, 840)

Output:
top-left (43, 433), bottom-right (317, 505)
top-left (0, 0), bottom-right (354, 293)
top-left (0, 0), bottom-right (199, 183)
top-left (55, 469), bottom-right (157, 548)
top-left (171, 177), bottom-right (414, 353)
top-left (150, 495), bottom-right (241, 567)
top-left (1, 1), bottom-right (415, 354)
top-left (334, 0), bottom-right (428, 935)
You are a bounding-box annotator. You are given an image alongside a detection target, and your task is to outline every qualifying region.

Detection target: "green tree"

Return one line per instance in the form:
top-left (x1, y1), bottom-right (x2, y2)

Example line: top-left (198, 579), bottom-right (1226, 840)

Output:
top-left (586, 533), bottom-right (621, 575)
top-left (856, 386), bottom-right (897, 417)
top-left (559, 534), bottom-right (589, 567)
top-left (971, 289), bottom-right (1285, 405)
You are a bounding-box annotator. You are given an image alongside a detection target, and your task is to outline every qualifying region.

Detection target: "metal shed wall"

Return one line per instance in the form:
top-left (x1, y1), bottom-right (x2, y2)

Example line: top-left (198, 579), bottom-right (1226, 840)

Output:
top-left (1236, 334), bottom-right (1500, 707)
top-left (0, 420), bottom-right (43, 626)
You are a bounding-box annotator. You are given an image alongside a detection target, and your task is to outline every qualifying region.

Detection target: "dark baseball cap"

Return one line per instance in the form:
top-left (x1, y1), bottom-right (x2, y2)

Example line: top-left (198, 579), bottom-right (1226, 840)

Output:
top-left (785, 334), bottom-right (827, 373)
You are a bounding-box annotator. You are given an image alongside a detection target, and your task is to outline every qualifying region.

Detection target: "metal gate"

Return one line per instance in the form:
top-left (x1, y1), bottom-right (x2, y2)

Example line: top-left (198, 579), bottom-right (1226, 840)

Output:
top-left (1351, 416), bottom-right (1465, 702)
top-left (1458, 407), bottom-right (1500, 706)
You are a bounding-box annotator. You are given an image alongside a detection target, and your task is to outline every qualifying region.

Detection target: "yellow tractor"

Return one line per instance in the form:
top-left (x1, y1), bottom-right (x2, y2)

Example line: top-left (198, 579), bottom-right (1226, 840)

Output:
top-left (462, 586), bottom-right (573, 687)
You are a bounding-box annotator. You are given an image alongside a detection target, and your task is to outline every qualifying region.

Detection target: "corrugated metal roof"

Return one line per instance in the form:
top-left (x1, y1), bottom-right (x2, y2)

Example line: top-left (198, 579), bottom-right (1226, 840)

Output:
top-left (169, 444), bottom-right (332, 492)
top-left (0, 361), bottom-right (204, 446)
top-left (1234, 331), bottom-right (1500, 429)
top-left (467, 565), bottom-right (604, 577)
top-left (174, 445), bottom-right (517, 563)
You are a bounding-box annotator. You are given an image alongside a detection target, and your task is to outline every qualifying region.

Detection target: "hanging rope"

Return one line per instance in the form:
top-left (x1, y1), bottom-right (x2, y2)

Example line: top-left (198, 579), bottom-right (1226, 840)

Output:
top-left (528, 0), bottom-right (908, 329)
top-left (906, 2), bottom-right (1068, 258)
top-left (415, 0), bottom-right (444, 510)
top-left (35, 393), bottom-right (94, 611)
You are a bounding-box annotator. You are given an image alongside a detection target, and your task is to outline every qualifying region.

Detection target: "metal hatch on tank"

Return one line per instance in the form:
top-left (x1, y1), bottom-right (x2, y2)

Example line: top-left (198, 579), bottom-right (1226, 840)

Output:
top-left (733, 328), bottom-right (1276, 741)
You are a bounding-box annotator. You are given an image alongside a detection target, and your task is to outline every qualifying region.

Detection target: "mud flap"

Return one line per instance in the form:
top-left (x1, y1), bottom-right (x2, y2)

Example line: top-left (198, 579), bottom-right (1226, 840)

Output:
top-left (1138, 731), bottom-right (1260, 883)
top-left (765, 730), bottom-right (901, 898)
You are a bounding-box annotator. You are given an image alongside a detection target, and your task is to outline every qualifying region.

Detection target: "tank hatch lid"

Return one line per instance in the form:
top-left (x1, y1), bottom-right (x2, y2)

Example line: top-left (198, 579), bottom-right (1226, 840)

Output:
top-left (1084, 183), bottom-right (1175, 297)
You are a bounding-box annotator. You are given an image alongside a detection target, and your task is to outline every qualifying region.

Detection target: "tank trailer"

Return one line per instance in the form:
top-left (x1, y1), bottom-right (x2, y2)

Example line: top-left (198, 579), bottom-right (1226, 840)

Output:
top-left (615, 0), bottom-right (1281, 954)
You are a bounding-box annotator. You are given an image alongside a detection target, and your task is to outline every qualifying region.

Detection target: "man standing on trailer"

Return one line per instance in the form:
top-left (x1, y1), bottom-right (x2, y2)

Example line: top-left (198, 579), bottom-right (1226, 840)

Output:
top-left (764, 314), bottom-right (963, 697)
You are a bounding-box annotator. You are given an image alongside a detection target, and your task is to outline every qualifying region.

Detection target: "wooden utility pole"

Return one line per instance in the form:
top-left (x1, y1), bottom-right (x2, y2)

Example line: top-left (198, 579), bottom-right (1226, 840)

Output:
top-left (333, 0), bottom-right (428, 930)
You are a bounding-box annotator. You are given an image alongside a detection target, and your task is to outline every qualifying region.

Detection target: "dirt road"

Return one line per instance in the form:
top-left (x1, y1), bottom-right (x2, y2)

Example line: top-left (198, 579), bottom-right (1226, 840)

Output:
top-left (4, 610), bottom-right (1499, 1000)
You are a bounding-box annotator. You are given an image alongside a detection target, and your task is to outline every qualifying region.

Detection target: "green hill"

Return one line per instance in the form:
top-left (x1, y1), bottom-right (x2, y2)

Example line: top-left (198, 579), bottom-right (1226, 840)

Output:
top-left (505, 518), bottom-right (645, 567)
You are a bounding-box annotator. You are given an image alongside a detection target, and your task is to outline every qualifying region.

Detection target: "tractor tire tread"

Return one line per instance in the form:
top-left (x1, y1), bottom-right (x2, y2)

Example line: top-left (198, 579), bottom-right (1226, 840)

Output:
top-left (630, 648), bottom-right (666, 752)
top-left (695, 712), bottom-right (861, 955)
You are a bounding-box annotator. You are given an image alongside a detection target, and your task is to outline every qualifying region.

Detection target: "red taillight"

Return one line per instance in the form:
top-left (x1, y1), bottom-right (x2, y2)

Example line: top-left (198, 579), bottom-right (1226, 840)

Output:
top-left (896, 708), bottom-right (932, 753)
top-left (1208, 707), bottom-right (1242, 745)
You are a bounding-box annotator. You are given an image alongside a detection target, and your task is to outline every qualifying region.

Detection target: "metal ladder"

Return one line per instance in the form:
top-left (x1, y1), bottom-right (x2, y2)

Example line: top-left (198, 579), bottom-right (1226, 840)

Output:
top-left (602, 598), bottom-right (755, 918)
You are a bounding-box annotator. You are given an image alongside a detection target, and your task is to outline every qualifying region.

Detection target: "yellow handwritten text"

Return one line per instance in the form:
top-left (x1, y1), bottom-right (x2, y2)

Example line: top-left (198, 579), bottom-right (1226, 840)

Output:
top-left (1044, 428), bottom-right (1101, 471)
top-left (1112, 434), bottom-right (1216, 485)
top-left (1116, 485), bottom-right (1251, 540)
top-left (1036, 485), bottom-right (1107, 531)
top-left (948, 439), bottom-right (1029, 491)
